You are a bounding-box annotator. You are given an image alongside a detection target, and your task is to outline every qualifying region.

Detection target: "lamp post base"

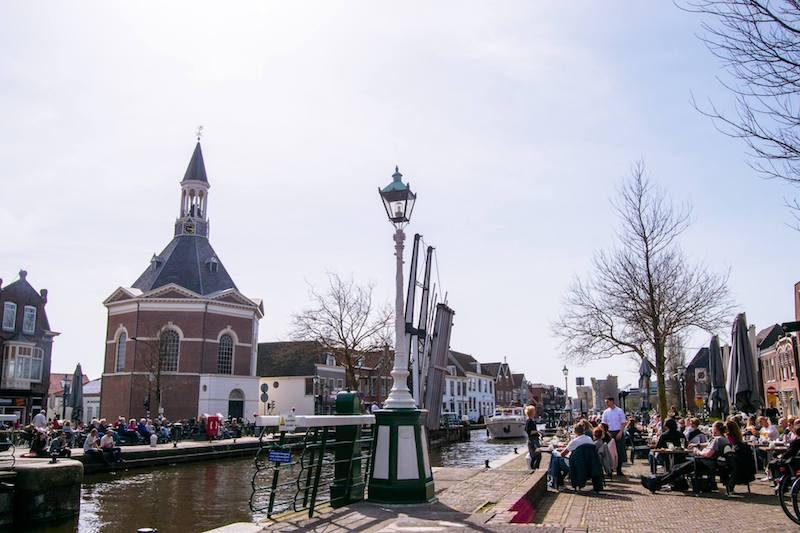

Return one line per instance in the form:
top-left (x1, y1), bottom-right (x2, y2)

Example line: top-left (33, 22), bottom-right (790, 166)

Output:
top-left (367, 408), bottom-right (434, 504)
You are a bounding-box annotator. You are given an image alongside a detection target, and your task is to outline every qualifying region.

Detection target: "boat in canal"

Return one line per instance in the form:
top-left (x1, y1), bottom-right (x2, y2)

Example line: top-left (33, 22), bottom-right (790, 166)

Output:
top-left (486, 407), bottom-right (526, 439)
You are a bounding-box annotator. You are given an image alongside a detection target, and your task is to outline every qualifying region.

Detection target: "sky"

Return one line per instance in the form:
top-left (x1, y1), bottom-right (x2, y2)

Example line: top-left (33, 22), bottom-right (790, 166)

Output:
top-left (2, 2), bottom-right (800, 393)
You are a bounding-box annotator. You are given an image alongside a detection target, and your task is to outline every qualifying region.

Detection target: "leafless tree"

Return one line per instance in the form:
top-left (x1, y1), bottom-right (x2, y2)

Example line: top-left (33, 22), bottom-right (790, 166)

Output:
top-left (684, 1), bottom-right (800, 188)
top-left (553, 162), bottom-right (733, 419)
top-left (134, 327), bottom-right (172, 418)
top-left (665, 334), bottom-right (688, 410)
top-left (291, 273), bottom-right (393, 389)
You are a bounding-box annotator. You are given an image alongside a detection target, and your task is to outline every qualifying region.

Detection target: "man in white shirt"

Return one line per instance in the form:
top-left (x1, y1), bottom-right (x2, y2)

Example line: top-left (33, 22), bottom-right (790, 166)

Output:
top-left (601, 396), bottom-right (627, 476)
top-left (31, 410), bottom-right (46, 429)
top-left (99, 429), bottom-right (122, 464)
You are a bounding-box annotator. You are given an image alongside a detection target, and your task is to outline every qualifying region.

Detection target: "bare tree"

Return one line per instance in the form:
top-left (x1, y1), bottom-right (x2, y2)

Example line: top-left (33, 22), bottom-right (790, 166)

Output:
top-left (553, 162), bottom-right (733, 419)
top-left (291, 273), bottom-right (393, 389)
top-left (665, 334), bottom-right (688, 411)
top-left (133, 327), bottom-right (173, 418)
top-left (684, 1), bottom-right (800, 187)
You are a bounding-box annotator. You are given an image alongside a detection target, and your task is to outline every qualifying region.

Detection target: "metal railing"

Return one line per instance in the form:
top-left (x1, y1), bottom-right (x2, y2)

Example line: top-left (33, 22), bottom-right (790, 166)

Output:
top-left (249, 414), bottom-right (375, 519)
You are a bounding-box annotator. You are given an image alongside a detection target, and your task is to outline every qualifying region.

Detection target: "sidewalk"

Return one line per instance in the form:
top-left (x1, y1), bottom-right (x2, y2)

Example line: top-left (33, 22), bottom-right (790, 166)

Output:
top-left (257, 451), bottom-right (552, 532)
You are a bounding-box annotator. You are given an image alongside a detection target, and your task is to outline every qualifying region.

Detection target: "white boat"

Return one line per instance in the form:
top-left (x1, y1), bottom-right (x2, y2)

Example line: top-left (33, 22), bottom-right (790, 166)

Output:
top-left (486, 407), bottom-right (527, 439)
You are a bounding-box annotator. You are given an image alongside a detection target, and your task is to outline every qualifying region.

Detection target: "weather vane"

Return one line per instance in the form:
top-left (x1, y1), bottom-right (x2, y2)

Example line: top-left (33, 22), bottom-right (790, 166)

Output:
top-left (196, 125), bottom-right (204, 142)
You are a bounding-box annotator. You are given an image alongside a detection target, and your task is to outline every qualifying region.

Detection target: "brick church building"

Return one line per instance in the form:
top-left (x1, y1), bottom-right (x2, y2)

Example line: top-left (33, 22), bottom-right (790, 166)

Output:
top-left (100, 142), bottom-right (263, 421)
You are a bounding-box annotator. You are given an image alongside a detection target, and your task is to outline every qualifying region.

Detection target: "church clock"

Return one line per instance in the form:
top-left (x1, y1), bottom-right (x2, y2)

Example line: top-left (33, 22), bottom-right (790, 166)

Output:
top-left (183, 222), bottom-right (196, 234)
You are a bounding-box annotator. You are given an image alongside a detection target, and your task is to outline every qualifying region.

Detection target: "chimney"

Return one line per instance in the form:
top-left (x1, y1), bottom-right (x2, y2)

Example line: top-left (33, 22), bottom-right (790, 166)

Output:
top-left (40, 289), bottom-right (48, 303)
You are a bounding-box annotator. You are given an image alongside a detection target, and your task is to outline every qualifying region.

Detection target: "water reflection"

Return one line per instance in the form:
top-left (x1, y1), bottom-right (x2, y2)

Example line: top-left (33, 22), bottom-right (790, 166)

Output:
top-left (27, 428), bottom-right (524, 532)
top-left (28, 457), bottom-right (266, 533)
top-left (429, 428), bottom-right (526, 467)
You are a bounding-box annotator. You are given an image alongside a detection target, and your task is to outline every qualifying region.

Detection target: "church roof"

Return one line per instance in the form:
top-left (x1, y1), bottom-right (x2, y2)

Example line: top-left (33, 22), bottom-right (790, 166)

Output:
top-left (182, 142), bottom-right (208, 183)
top-left (131, 235), bottom-right (237, 296)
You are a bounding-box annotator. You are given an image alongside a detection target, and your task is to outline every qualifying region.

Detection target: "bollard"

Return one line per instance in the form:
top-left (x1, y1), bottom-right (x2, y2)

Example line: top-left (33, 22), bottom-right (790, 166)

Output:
top-left (330, 391), bottom-right (364, 507)
top-left (485, 459), bottom-right (490, 468)
top-left (514, 447), bottom-right (518, 454)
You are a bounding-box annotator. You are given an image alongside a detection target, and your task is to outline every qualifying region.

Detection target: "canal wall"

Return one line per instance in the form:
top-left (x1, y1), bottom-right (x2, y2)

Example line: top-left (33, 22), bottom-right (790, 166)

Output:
top-left (6, 458), bottom-right (83, 527)
top-left (427, 424), bottom-right (470, 448)
top-left (72, 436), bottom-right (265, 474)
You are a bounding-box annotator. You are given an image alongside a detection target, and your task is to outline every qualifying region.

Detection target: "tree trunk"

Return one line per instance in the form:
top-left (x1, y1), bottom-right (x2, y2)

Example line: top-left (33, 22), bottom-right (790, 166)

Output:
top-left (655, 343), bottom-right (668, 421)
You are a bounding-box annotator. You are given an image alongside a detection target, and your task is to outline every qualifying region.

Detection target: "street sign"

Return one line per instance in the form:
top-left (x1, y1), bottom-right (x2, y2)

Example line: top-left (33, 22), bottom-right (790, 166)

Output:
top-left (260, 393), bottom-right (269, 403)
top-left (260, 383), bottom-right (269, 393)
top-left (268, 450), bottom-right (292, 463)
top-left (279, 411), bottom-right (296, 432)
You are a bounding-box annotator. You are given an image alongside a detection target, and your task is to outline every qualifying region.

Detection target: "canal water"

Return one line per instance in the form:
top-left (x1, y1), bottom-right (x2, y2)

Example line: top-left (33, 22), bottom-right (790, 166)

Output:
top-left (30, 429), bottom-right (526, 533)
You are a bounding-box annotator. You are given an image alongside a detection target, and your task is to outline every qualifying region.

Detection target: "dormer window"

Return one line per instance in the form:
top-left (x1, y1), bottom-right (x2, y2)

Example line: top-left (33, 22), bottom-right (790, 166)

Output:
top-left (22, 306), bottom-right (36, 335)
top-left (150, 255), bottom-right (163, 272)
top-left (447, 365), bottom-right (456, 376)
top-left (2, 302), bottom-right (16, 332)
top-left (326, 354), bottom-right (336, 366)
top-left (206, 257), bottom-right (219, 273)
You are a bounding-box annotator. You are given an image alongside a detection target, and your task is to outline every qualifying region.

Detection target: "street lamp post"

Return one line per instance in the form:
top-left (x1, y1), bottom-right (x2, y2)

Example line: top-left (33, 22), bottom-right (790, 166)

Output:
top-left (562, 365), bottom-right (569, 410)
top-left (368, 166), bottom-right (434, 505)
top-left (677, 364), bottom-right (687, 414)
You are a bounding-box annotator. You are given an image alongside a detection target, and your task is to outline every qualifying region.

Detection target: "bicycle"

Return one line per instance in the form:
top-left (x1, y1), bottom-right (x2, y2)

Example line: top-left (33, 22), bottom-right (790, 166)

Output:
top-left (774, 459), bottom-right (800, 525)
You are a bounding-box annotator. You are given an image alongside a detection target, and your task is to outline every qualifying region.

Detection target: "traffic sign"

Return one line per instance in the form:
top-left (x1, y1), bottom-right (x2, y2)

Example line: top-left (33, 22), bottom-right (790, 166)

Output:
top-left (279, 411), bottom-right (296, 432)
top-left (268, 450), bottom-right (292, 463)
top-left (260, 393), bottom-right (269, 403)
top-left (260, 383), bottom-right (269, 393)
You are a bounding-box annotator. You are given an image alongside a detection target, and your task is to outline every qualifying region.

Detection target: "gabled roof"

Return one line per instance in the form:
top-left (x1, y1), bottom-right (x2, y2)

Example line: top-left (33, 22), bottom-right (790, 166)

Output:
top-left (182, 142), bottom-right (208, 183)
top-left (482, 362), bottom-right (502, 378)
top-left (756, 324), bottom-right (783, 350)
top-left (0, 270), bottom-right (52, 333)
top-left (687, 347), bottom-right (709, 370)
top-left (512, 373), bottom-right (525, 387)
top-left (131, 235), bottom-right (237, 296)
top-left (49, 372), bottom-right (90, 396)
top-left (257, 341), bottom-right (329, 377)
top-left (449, 350), bottom-right (493, 376)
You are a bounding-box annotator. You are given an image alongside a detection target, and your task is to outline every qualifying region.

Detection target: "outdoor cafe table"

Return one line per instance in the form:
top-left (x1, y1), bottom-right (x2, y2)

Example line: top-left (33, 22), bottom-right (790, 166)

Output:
top-left (651, 448), bottom-right (689, 472)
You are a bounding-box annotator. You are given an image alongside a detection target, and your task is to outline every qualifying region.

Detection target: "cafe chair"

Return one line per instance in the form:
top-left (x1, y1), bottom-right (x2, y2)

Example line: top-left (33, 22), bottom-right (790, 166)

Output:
top-left (718, 443), bottom-right (756, 497)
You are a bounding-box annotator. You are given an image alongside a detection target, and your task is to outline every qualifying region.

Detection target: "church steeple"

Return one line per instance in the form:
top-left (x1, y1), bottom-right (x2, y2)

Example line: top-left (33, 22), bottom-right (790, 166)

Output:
top-left (176, 141), bottom-right (211, 238)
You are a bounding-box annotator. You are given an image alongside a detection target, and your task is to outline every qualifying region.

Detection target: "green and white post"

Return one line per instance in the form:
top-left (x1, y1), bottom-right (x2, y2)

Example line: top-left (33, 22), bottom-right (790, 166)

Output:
top-left (368, 167), bottom-right (434, 504)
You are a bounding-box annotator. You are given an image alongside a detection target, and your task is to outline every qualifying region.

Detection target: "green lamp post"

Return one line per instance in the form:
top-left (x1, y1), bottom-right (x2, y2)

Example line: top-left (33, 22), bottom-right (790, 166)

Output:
top-left (367, 166), bottom-right (434, 504)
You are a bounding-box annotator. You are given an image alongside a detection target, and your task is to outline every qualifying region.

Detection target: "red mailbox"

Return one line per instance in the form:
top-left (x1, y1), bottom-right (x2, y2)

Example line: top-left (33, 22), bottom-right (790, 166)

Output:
top-left (206, 414), bottom-right (221, 439)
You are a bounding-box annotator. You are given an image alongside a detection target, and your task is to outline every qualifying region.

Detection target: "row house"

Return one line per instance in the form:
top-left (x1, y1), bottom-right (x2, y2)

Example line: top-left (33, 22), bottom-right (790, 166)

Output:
top-left (759, 324), bottom-right (799, 417)
top-left (511, 373), bottom-right (528, 405)
top-left (0, 271), bottom-right (59, 425)
top-left (483, 360), bottom-right (514, 406)
top-left (448, 351), bottom-right (495, 422)
top-left (257, 341), bottom-right (346, 415)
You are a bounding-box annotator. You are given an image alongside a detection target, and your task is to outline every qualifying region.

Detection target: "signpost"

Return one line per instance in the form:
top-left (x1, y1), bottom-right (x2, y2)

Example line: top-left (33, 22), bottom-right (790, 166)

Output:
top-left (268, 450), bottom-right (292, 464)
top-left (279, 409), bottom-right (296, 433)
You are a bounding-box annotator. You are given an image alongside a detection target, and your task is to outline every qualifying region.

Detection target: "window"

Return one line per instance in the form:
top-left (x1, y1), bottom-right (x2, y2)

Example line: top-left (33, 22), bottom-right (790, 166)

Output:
top-left (116, 332), bottom-right (127, 372)
top-left (159, 329), bottom-right (180, 372)
top-left (22, 306), bottom-right (36, 334)
top-left (336, 379), bottom-right (344, 390)
top-left (217, 334), bottom-right (233, 374)
top-left (2, 344), bottom-right (43, 382)
top-left (2, 302), bottom-right (16, 332)
top-left (305, 377), bottom-right (314, 395)
top-left (449, 381), bottom-right (454, 396)
top-left (326, 354), bottom-right (336, 366)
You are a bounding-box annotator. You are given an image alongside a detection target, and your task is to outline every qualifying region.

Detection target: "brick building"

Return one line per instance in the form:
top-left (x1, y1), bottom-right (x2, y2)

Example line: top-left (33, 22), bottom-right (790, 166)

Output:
top-left (100, 142), bottom-right (263, 421)
top-left (0, 270), bottom-right (59, 425)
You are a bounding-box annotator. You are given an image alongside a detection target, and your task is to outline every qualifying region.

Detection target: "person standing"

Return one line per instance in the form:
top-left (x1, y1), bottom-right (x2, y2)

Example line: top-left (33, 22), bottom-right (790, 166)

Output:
top-left (601, 396), bottom-right (626, 476)
top-left (31, 410), bottom-right (46, 429)
top-left (524, 405), bottom-right (541, 470)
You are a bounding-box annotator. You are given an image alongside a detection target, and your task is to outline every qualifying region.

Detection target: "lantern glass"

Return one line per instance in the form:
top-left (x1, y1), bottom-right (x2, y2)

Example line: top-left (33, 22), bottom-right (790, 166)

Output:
top-left (379, 167), bottom-right (416, 227)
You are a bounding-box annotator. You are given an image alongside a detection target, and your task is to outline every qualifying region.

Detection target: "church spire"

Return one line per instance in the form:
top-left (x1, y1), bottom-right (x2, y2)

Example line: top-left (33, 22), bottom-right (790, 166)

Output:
top-left (176, 139), bottom-right (211, 238)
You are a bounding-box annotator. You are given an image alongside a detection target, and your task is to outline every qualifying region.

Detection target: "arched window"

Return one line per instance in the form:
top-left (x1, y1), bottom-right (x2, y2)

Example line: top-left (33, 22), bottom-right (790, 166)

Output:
top-left (159, 329), bottom-right (180, 372)
top-left (217, 334), bottom-right (233, 374)
top-left (115, 332), bottom-right (127, 372)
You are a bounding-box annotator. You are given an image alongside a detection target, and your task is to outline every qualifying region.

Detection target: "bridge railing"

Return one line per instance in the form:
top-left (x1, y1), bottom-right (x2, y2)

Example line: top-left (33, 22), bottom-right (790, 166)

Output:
top-left (249, 414), bottom-right (375, 519)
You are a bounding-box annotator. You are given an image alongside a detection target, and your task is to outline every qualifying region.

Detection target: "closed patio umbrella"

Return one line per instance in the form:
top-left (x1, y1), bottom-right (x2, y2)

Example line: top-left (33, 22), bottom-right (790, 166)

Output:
top-left (69, 364), bottom-right (83, 423)
top-left (727, 314), bottom-right (761, 414)
top-left (638, 357), bottom-right (652, 410)
top-left (707, 335), bottom-right (728, 418)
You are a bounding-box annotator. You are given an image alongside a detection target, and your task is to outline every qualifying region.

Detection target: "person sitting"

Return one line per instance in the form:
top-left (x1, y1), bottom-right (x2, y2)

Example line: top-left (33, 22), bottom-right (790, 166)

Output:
top-left (642, 421), bottom-right (729, 493)
top-left (758, 416), bottom-right (779, 441)
top-left (685, 418), bottom-right (707, 445)
top-left (137, 418), bottom-right (151, 441)
top-left (547, 421), bottom-right (594, 489)
top-left (100, 429), bottom-right (123, 464)
top-left (49, 432), bottom-right (71, 458)
top-left (599, 423), bottom-right (618, 474)
top-left (83, 428), bottom-right (103, 459)
top-left (28, 428), bottom-right (49, 457)
top-left (62, 420), bottom-right (75, 448)
top-left (648, 418), bottom-right (687, 474)
top-left (593, 426), bottom-right (613, 477)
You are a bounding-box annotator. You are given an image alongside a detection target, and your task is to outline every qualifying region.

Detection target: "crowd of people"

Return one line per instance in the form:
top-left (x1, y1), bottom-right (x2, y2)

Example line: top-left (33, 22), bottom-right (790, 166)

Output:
top-left (1, 410), bottom-right (257, 466)
top-left (529, 396), bottom-right (800, 496)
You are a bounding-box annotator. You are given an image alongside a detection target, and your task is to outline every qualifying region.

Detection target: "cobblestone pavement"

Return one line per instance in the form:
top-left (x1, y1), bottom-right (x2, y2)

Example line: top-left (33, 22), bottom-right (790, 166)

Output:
top-left (534, 458), bottom-right (792, 532)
